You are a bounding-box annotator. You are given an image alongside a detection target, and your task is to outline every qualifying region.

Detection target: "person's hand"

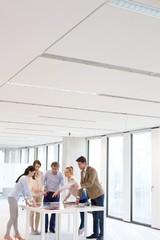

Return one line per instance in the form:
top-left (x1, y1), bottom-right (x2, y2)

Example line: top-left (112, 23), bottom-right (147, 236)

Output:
top-left (39, 190), bottom-right (47, 196)
top-left (43, 190), bottom-right (49, 196)
top-left (63, 197), bottom-right (68, 203)
top-left (29, 200), bottom-right (37, 207)
top-left (75, 198), bottom-right (80, 205)
top-left (25, 198), bottom-right (29, 206)
top-left (71, 183), bottom-right (78, 188)
top-left (25, 199), bottom-right (34, 206)
top-left (52, 189), bottom-right (60, 198)
top-left (25, 199), bottom-right (37, 207)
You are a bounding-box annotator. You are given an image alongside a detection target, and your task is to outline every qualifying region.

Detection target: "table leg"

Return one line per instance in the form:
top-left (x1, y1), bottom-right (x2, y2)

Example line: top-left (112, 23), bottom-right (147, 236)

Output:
top-left (55, 213), bottom-right (60, 240)
top-left (68, 213), bottom-right (71, 232)
top-left (103, 209), bottom-right (106, 239)
top-left (73, 209), bottom-right (79, 240)
top-left (84, 211), bottom-right (87, 236)
top-left (41, 212), bottom-right (45, 240)
top-left (25, 208), bottom-right (30, 239)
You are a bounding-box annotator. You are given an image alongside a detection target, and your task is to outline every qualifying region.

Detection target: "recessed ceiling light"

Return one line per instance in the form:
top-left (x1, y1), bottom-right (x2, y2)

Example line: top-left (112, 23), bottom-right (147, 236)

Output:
top-left (109, 0), bottom-right (160, 18)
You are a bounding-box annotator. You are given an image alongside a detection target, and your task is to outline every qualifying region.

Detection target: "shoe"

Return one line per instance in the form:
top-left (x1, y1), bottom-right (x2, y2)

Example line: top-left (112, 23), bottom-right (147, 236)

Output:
top-left (78, 227), bottom-right (85, 235)
top-left (4, 235), bottom-right (13, 240)
top-left (31, 231), bottom-right (41, 235)
top-left (96, 236), bottom-right (103, 240)
top-left (50, 229), bottom-right (55, 233)
top-left (14, 235), bottom-right (25, 240)
top-left (86, 233), bottom-right (99, 239)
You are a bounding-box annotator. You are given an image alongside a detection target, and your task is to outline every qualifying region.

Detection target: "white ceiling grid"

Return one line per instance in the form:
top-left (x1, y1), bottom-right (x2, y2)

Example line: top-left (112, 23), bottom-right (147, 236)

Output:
top-left (0, 0), bottom-right (160, 147)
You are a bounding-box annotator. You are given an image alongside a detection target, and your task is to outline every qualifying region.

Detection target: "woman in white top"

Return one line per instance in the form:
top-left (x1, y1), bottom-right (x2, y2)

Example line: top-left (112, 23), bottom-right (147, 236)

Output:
top-left (28, 160), bottom-right (44, 235)
top-left (53, 166), bottom-right (88, 235)
top-left (4, 165), bottom-right (36, 240)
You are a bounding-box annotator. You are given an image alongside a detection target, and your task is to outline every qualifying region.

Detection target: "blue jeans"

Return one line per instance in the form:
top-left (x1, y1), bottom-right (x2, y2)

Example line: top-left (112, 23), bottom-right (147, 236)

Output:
top-left (91, 194), bottom-right (104, 236)
top-left (43, 192), bottom-right (60, 232)
top-left (79, 197), bottom-right (88, 229)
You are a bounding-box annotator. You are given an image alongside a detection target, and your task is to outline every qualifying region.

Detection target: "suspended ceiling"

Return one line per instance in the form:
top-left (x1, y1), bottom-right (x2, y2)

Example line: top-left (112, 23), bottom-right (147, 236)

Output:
top-left (1, 0), bottom-right (160, 147)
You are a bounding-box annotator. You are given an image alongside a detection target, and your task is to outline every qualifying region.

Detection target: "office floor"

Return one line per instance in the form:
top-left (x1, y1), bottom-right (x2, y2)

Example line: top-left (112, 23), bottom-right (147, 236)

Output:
top-left (0, 196), bottom-right (160, 240)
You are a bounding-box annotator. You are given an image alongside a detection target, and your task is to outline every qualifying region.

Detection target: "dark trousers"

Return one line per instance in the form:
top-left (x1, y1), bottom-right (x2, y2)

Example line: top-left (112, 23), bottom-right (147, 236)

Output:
top-left (91, 194), bottom-right (104, 236)
top-left (43, 192), bottom-right (60, 232)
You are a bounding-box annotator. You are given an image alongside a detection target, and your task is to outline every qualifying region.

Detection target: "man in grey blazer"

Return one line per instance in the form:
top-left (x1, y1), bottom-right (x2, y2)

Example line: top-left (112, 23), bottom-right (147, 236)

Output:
top-left (76, 156), bottom-right (104, 240)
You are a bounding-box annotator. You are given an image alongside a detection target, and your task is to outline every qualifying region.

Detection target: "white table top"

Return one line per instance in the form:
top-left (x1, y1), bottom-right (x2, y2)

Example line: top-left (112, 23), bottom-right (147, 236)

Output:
top-left (19, 201), bottom-right (105, 213)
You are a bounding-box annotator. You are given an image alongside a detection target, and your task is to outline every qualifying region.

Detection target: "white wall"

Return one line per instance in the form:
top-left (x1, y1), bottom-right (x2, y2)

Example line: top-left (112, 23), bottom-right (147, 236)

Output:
top-left (62, 137), bottom-right (87, 180)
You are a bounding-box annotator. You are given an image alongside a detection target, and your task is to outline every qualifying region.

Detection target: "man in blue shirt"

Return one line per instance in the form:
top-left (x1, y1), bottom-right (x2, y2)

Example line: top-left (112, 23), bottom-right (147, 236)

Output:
top-left (43, 162), bottom-right (64, 233)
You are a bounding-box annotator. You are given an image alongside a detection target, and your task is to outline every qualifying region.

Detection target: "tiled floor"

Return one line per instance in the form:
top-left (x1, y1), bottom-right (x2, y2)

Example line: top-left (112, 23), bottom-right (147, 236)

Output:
top-left (0, 195), bottom-right (160, 240)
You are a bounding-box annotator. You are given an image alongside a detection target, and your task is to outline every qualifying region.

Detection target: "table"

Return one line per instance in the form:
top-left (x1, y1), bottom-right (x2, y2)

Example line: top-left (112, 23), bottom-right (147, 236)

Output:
top-left (20, 202), bottom-right (106, 240)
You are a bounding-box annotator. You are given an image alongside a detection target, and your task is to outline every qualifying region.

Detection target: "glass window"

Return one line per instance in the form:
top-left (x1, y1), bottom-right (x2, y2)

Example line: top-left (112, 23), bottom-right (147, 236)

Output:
top-left (0, 149), bottom-right (5, 163)
top-left (21, 148), bottom-right (28, 163)
top-left (108, 135), bottom-right (123, 219)
top-left (132, 131), bottom-right (151, 225)
top-left (28, 147), bottom-right (35, 165)
top-left (7, 149), bottom-right (21, 163)
top-left (37, 146), bottom-right (46, 171)
top-left (47, 144), bottom-right (58, 170)
top-left (0, 163), bottom-right (28, 189)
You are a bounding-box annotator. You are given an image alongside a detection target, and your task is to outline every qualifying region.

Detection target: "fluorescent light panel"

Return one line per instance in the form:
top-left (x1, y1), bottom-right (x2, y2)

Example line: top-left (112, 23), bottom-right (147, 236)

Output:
top-left (8, 82), bottom-right (97, 96)
top-left (109, 0), bottom-right (160, 18)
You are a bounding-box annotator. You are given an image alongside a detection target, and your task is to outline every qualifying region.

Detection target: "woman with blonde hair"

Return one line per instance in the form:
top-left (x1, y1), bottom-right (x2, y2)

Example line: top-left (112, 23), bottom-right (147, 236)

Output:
top-left (53, 166), bottom-right (88, 235)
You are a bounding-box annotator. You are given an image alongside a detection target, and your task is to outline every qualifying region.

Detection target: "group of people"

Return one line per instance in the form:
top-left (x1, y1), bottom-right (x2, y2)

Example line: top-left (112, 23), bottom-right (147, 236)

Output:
top-left (4, 156), bottom-right (104, 240)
